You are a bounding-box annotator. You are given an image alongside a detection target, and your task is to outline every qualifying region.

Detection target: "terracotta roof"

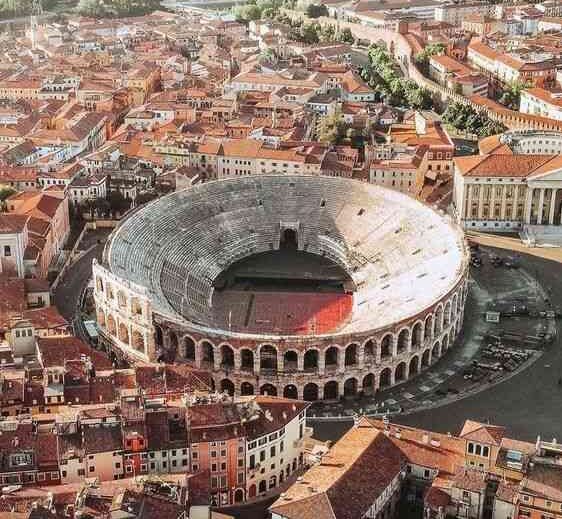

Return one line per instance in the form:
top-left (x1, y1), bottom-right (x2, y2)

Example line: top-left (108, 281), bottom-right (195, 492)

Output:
top-left (37, 336), bottom-right (112, 370)
top-left (522, 463), bottom-right (562, 501)
top-left (454, 154), bottom-right (557, 178)
top-left (459, 420), bottom-right (506, 446)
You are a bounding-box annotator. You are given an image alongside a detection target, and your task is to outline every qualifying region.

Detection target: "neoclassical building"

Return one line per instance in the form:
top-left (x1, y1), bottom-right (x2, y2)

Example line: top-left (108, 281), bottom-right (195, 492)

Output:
top-left (94, 175), bottom-right (470, 401)
top-left (453, 130), bottom-right (562, 230)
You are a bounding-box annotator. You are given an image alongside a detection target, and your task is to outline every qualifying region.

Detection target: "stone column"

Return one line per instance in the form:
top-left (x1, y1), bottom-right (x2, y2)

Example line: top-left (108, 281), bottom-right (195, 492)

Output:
top-left (234, 350), bottom-right (241, 371)
top-left (489, 184), bottom-right (496, 221)
top-left (512, 185), bottom-right (519, 221)
top-left (376, 341), bottom-right (382, 364)
top-left (500, 186), bottom-right (508, 221)
top-left (466, 184), bottom-right (474, 219)
top-left (537, 188), bottom-right (545, 225)
top-left (297, 352), bottom-right (304, 371)
top-left (278, 352), bottom-right (284, 373)
top-left (524, 187), bottom-right (534, 225)
top-left (253, 354), bottom-right (260, 375)
top-left (392, 336), bottom-right (398, 358)
top-left (319, 351), bottom-right (325, 376)
top-left (337, 349), bottom-right (345, 373)
top-left (213, 348), bottom-right (220, 372)
top-left (195, 343), bottom-right (202, 369)
top-left (358, 346), bottom-right (365, 368)
top-left (549, 188), bottom-right (558, 225)
top-left (477, 185), bottom-right (485, 220)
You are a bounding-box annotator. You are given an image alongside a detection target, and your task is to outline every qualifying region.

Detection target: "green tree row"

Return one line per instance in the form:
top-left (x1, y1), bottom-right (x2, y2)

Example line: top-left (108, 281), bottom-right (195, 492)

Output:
top-left (76, 0), bottom-right (161, 18)
top-left (360, 44), bottom-right (432, 109)
top-left (442, 100), bottom-right (506, 137)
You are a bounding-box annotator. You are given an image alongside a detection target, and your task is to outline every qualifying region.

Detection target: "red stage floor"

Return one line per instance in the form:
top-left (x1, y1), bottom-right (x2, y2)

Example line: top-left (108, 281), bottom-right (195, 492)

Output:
top-left (212, 291), bottom-right (353, 335)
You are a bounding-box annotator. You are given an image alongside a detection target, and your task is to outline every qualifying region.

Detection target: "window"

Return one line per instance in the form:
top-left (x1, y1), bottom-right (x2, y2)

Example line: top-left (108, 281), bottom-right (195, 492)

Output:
top-left (89, 466), bottom-right (95, 473)
top-left (260, 450), bottom-right (265, 462)
top-left (424, 469), bottom-right (430, 478)
top-left (221, 462), bottom-right (226, 471)
top-left (212, 463), bottom-right (217, 472)
top-left (475, 444), bottom-right (482, 456)
top-left (270, 446), bottom-right (276, 457)
top-left (3, 245), bottom-right (11, 257)
top-left (482, 446), bottom-right (489, 457)
top-left (211, 476), bottom-right (218, 488)
top-left (192, 452), bottom-right (198, 460)
top-left (280, 441), bottom-right (284, 452)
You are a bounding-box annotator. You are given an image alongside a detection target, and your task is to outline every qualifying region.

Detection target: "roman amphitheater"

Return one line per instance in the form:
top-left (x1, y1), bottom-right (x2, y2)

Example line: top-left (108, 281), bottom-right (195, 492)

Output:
top-left (93, 175), bottom-right (470, 401)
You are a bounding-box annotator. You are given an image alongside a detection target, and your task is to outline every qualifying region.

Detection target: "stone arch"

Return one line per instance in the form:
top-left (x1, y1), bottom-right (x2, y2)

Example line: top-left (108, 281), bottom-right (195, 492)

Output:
top-left (96, 276), bottom-right (104, 293)
top-left (132, 330), bottom-right (144, 352)
top-left (424, 314), bottom-right (433, 341)
top-left (409, 355), bottom-right (419, 377)
top-left (96, 309), bottom-right (106, 328)
top-left (260, 344), bottom-right (278, 371)
top-left (323, 380), bottom-right (339, 400)
top-left (220, 378), bottom-right (235, 396)
top-left (363, 339), bottom-right (376, 364)
top-left (260, 383), bottom-right (277, 396)
top-left (362, 373), bottom-right (375, 394)
top-left (397, 328), bottom-right (409, 353)
top-left (107, 315), bottom-right (117, 336)
top-left (381, 334), bottom-right (393, 359)
top-left (200, 340), bottom-right (214, 366)
top-left (169, 331), bottom-right (179, 353)
top-left (234, 489), bottom-right (244, 503)
top-left (258, 480), bottom-right (267, 494)
top-left (395, 361), bottom-right (407, 382)
top-left (303, 383), bottom-right (319, 401)
top-left (117, 290), bottom-right (127, 309)
top-left (452, 294), bottom-right (458, 316)
top-left (380, 367), bottom-right (392, 388)
top-left (284, 350), bottom-right (298, 371)
top-left (183, 336), bottom-right (196, 361)
top-left (345, 343), bottom-right (358, 366)
top-left (131, 297), bottom-right (142, 316)
top-left (412, 321), bottom-right (423, 348)
top-left (240, 349), bottom-right (254, 371)
top-left (324, 346), bottom-right (339, 370)
top-left (421, 349), bottom-right (431, 367)
top-left (444, 301), bottom-right (452, 327)
top-left (118, 322), bottom-right (129, 344)
top-left (283, 384), bottom-right (298, 399)
top-left (344, 377), bottom-right (358, 397)
top-left (220, 344), bottom-right (235, 369)
top-left (248, 484), bottom-right (256, 498)
top-left (442, 334), bottom-right (449, 351)
top-left (434, 305), bottom-right (444, 335)
top-left (303, 349), bottom-right (319, 371)
top-left (154, 324), bottom-right (163, 346)
top-left (449, 327), bottom-right (455, 345)
top-left (432, 341), bottom-right (441, 359)
top-left (241, 381), bottom-right (254, 396)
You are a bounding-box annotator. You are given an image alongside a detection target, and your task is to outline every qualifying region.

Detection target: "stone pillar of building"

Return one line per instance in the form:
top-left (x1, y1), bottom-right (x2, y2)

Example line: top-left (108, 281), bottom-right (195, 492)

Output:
top-left (537, 188), bottom-right (546, 225)
top-left (500, 186), bottom-right (508, 221)
top-left (466, 184), bottom-right (474, 219)
top-left (337, 349), bottom-right (345, 374)
top-left (489, 184), bottom-right (496, 221)
top-left (549, 188), bottom-right (558, 225)
top-left (254, 354), bottom-right (260, 376)
top-left (297, 352), bottom-right (304, 371)
top-left (358, 346), bottom-right (365, 369)
top-left (512, 185), bottom-right (519, 221)
top-left (524, 187), bottom-right (534, 225)
top-left (319, 352), bottom-right (326, 375)
top-left (195, 343), bottom-right (202, 369)
top-left (376, 342), bottom-right (382, 364)
top-left (278, 352), bottom-right (284, 374)
top-left (477, 185), bottom-right (485, 220)
top-left (234, 350), bottom-right (241, 371)
top-left (213, 348), bottom-right (221, 371)
top-left (392, 336), bottom-right (398, 358)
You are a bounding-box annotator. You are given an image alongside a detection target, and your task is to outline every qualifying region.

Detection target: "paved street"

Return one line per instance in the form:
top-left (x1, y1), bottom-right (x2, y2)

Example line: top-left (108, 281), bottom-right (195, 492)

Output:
top-left (312, 241), bottom-right (562, 443)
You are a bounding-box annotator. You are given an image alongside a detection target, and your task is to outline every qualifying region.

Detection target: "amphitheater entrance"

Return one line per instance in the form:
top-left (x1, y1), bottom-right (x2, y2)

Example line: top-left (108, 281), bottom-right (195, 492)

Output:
top-left (283, 384), bottom-right (298, 399)
top-left (280, 228), bottom-right (298, 250)
top-left (303, 383), bottom-right (319, 401)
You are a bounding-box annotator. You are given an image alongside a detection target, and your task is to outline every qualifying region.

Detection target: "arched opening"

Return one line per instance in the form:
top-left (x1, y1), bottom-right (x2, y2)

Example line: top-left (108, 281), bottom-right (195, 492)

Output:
top-left (201, 341), bottom-right (214, 367)
top-left (364, 340), bottom-right (376, 364)
top-left (283, 385), bottom-right (298, 399)
top-left (132, 331), bottom-right (145, 353)
top-left (96, 276), bottom-right (104, 292)
top-left (169, 331), bottom-right (178, 354)
top-left (260, 345), bottom-right (277, 371)
top-left (234, 489), bottom-right (244, 503)
top-left (107, 315), bottom-right (117, 336)
top-left (248, 485), bottom-right (256, 498)
top-left (324, 346), bottom-right (338, 370)
top-left (412, 322), bottom-right (423, 348)
top-left (117, 290), bottom-right (127, 309)
top-left (442, 334), bottom-right (449, 351)
top-left (221, 344), bottom-right (234, 369)
top-left (424, 315), bottom-right (433, 341)
top-left (345, 343), bottom-right (358, 366)
top-left (395, 362), bottom-right (407, 382)
top-left (452, 295), bottom-right (458, 316)
top-left (444, 302), bottom-right (452, 327)
top-left (380, 367), bottom-right (392, 388)
top-left (432, 341), bottom-right (440, 360)
top-left (220, 378), bottom-right (235, 396)
top-left (269, 475), bottom-right (277, 489)
top-left (343, 378), bottom-right (358, 397)
top-left (96, 310), bottom-right (106, 328)
top-left (258, 480), bottom-right (267, 494)
top-left (434, 307), bottom-right (443, 335)
top-left (118, 322), bottom-right (129, 344)
top-left (184, 337), bottom-right (196, 361)
top-left (421, 349), bottom-right (430, 367)
top-left (131, 298), bottom-right (142, 316)
top-left (397, 329), bottom-right (409, 353)
top-left (260, 383), bottom-right (277, 396)
top-left (409, 356), bottom-right (419, 378)
top-left (323, 380), bottom-right (338, 400)
top-left (240, 349), bottom-right (254, 371)
top-left (280, 228), bottom-right (298, 250)
top-left (381, 334), bottom-right (392, 358)
top-left (303, 349), bottom-right (318, 371)
top-left (284, 350), bottom-right (298, 371)
top-left (303, 383), bottom-right (319, 401)
top-left (154, 325), bottom-right (163, 346)
top-left (362, 373), bottom-right (375, 394)
top-left (241, 382), bottom-right (254, 396)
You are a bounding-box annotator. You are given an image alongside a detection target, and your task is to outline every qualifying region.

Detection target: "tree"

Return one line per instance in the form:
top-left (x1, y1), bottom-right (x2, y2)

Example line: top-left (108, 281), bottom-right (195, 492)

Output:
top-left (414, 43), bottom-right (446, 72)
top-left (0, 186), bottom-right (16, 211)
top-left (339, 27), bottom-right (354, 44)
top-left (318, 109), bottom-right (345, 144)
top-left (108, 191), bottom-right (130, 217)
top-left (76, 0), bottom-right (110, 17)
top-left (499, 80), bottom-right (527, 110)
top-left (306, 3), bottom-right (328, 18)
